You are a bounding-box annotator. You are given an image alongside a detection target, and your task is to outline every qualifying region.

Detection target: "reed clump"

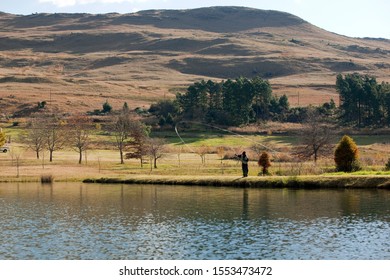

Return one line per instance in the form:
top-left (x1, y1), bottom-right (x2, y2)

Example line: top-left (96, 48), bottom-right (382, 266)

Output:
top-left (41, 174), bottom-right (54, 184)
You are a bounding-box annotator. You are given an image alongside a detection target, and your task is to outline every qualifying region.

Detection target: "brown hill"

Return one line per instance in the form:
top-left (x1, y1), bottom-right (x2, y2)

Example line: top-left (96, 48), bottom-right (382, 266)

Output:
top-left (0, 6), bottom-right (389, 117)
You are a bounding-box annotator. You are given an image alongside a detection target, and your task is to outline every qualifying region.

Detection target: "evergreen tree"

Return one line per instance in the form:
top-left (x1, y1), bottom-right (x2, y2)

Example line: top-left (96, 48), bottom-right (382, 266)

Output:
top-left (149, 99), bottom-right (179, 119)
top-left (380, 82), bottom-right (390, 125)
top-left (334, 135), bottom-right (360, 172)
top-left (165, 113), bottom-right (174, 125)
top-left (336, 73), bottom-right (389, 127)
top-left (158, 116), bottom-right (166, 127)
top-left (102, 100), bottom-right (112, 114)
top-left (175, 77), bottom-right (273, 126)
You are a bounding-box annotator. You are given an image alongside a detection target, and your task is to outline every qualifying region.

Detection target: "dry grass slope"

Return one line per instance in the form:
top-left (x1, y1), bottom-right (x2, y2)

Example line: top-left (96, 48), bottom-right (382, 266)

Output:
top-left (0, 6), bottom-right (389, 117)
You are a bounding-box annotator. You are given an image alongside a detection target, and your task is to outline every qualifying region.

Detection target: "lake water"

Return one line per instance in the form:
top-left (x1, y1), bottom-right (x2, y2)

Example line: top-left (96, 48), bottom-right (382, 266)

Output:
top-left (0, 182), bottom-right (389, 260)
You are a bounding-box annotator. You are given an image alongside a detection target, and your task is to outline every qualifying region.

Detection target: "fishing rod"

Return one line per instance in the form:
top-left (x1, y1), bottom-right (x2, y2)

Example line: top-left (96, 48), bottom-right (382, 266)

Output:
top-left (174, 121), bottom-right (280, 157)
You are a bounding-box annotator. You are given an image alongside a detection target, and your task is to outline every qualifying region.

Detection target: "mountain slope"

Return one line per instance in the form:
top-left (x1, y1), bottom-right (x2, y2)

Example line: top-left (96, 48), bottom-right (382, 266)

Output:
top-left (0, 6), bottom-right (389, 117)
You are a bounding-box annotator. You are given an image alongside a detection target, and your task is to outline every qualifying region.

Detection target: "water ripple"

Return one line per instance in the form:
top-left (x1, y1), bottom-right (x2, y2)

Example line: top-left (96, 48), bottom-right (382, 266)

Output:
top-left (0, 183), bottom-right (389, 259)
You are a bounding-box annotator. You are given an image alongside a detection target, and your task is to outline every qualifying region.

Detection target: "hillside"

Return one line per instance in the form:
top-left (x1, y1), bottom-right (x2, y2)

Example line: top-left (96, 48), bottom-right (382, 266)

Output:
top-left (0, 6), bottom-right (389, 118)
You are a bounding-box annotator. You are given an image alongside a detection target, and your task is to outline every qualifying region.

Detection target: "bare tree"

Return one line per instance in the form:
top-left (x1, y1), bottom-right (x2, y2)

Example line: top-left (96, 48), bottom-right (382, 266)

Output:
top-left (216, 146), bottom-right (226, 174)
top-left (173, 145), bottom-right (183, 167)
top-left (111, 112), bottom-right (150, 164)
top-left (111, 113), bottom-right (132, 164)
top-left (295, 109), bottom-right (335, 163)
top-left (23, 117), bottom-right (45, 159)
top-left (24, 114), bottom-right (65, 162)
top-left (146, 138), bottom-right (166, 169)
top-left (9, 147), bottom-right (23, 178)
top-left (67, 115), bottom-right (93, 164)
top-left (44, 118), bottom-right (66, 162)
top-left (195, 145), bottom-right (210, 165)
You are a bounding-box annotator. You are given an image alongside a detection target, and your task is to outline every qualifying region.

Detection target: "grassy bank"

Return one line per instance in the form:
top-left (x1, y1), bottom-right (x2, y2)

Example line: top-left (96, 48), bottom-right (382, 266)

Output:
top-left (83, 174), bottom-right (390, 189)
top-left (3, 124), bottom-right (390, 187)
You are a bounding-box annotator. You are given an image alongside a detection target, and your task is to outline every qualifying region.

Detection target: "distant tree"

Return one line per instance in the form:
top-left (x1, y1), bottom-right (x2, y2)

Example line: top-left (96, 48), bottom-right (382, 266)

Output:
top-left (258, 152), bottom-right (271, 176)
top-left (158, 116), bottom-right (166, 127)
top-left (23, 117), bottom-right (45, 159)
top-left (44, 116), bottom-right (66, 162)
top-left (37, 101), bottom-right (46, 109)
top-left (146, 138), bottom-right (166, 169)
top-left (295, 108), bottom-right (335, 163)
top-left (251, 77), bottom-right (273, 120)
top-left (269, 94), bottom-right (290, 121)
top-left (102, 100), bottom-right (112, 114)
top-left (149, 99), bottom-right (179, 119)
top-left (165, 113), bottom-right (174, 125)
top-left (25, 114), bottom-right (66, 162)
top-left (67, 115), bottom-right (93, 164)
top-left (176, 80), bottom-right (209, 121)
top-left (125, 121), bottom-right (150, 167)
top-left (176, 77), bottom-right (273, 126)
top-left (222, 77), bottom-right (257, 125)
top-left (111, 112), bottom-right (132, 164)
top-left (122, 102), bottom-right (129, 113)
top-left (334, 135), bottom-right (360, 172)
top-left (9, 147), bottom-right (23, 178)
top-left (278, 94), bottom-right (289, 111)
top-left (336, 73), bottom-right (390, 127)
top-left (381, 82), bottom-right (390, 125)
top-left (196, 145), bottom-right (210, 165)
top-left (216, 146), bottom-right (226, 174)
top-left (320, 99), bottom-right (337, 116)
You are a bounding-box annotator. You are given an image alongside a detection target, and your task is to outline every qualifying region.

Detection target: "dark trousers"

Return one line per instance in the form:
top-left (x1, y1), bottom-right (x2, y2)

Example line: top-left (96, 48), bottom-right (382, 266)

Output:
top-left (242, 164), bottom-right (248, 177)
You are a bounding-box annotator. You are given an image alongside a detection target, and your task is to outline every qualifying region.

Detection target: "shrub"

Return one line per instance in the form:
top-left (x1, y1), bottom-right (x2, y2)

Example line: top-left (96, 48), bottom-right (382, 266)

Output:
top-left (258, 152), bottom-right (272, 175)
top-left (102, 100), bottom-right (112, 114)
top-left (38, 101), bottom-right (46, 109)
top-left (334, 135), bottom-right (360, 172)
top-left (41, 174), bottom-right (54, 184)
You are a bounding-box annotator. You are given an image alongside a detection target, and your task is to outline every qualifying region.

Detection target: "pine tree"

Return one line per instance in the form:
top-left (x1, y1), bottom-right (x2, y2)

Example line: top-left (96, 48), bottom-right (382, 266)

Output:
top-left (102, 100), bottom-right (112, 114)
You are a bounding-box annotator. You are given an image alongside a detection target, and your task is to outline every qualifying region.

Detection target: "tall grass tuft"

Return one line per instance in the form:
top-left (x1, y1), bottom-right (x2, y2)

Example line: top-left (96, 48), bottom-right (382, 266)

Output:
top-left (41, 174), bottom-right (54, 184)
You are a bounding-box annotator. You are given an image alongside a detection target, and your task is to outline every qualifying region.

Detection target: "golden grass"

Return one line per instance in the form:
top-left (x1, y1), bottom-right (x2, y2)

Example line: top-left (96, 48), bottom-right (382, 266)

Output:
top-left (0, 10), bottom-right (389, 119)
top-left (1, 137), bottom-right (390, 186)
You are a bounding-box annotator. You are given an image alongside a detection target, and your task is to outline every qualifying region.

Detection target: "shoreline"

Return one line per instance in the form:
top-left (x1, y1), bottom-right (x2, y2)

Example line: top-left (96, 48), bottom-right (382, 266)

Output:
top-left (82, 175), bottom-right (390, 189)
top-left (2, 175), bottom-right (390, 189)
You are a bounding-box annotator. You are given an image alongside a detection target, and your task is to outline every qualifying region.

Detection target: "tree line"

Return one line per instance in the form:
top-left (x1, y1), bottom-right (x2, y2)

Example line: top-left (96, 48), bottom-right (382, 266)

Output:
top-left (158, 77), bottom-right (292, 125)
top-left (150, 76), bottom-right (337, 127)
top-left (337, 73), bottom-right (390, 127)
top-left (150, 73), bottom-right (389, 128)
top-left (21, 107), bottom-right (165, 168)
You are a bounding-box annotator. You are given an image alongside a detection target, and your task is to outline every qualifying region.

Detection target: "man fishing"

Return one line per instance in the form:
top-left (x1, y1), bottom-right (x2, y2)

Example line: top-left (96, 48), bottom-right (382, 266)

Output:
top-left (236, 151), bottom-right (249, 177)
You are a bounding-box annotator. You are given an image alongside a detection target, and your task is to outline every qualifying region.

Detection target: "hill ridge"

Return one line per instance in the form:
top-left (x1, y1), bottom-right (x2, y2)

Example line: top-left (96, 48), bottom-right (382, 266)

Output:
top-left (2, 6), bottom-right (307, 33)
top-left (0, 6), bottom-right (389, 116)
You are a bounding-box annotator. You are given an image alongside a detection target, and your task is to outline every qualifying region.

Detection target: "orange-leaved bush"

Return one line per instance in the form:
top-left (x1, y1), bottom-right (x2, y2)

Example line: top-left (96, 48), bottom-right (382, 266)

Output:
top-left (258, 152), bottom-right (272, 175)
